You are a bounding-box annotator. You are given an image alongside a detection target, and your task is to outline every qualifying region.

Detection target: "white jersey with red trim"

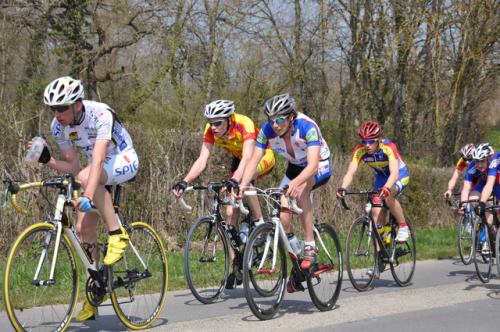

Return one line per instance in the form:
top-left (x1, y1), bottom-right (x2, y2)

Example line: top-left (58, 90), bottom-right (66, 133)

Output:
top-left (50, 100), bottom-right (133, 161)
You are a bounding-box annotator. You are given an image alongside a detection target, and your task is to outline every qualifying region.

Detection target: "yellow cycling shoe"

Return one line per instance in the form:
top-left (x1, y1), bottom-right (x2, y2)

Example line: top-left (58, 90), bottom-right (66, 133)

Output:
top-left (103, 227), bottom-right (129, 266)
top-left (75, 300), bottom-right (97, 321)
top-left (74, 293), bottom-right (109, 321)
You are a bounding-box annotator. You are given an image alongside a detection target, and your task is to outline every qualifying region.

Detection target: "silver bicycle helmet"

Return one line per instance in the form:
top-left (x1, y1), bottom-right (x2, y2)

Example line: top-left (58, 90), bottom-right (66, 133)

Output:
top-left (472, 143), bottom-right (494, 161)
top-left (459, 143), bottom-right (475, 160)
top-left (263, 93), bottom-right (296, 117)
top-left (43, 76), bottom-right (84, 106)
top-left (203, 100), bottom-right (235, 119)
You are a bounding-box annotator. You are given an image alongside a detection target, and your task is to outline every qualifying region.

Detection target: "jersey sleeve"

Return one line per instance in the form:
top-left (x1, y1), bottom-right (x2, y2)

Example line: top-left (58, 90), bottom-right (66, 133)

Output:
top-left (351, 144), bottom-right (365, 164)
top-left (202, 123), bottom-right (215, 144)
top-left (455, 157), bottom-right (468, 171)
top-left (94, 109), bottom-right (114, 141)
top-left (50, 118), bottom-right (72, 151)
top-left (381, 142), bottom-right (399, 162)
top-left (487, 154), bottom-right (499, 177)
top-left (234, 115), bottom-right (257, 141)
top-left (255, 124), bottom-right (270, 150)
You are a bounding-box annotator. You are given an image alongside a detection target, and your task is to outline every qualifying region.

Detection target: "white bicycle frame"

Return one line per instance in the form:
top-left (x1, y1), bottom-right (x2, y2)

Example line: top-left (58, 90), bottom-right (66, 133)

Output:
top-left (33, 190), bottom-right (147, 285)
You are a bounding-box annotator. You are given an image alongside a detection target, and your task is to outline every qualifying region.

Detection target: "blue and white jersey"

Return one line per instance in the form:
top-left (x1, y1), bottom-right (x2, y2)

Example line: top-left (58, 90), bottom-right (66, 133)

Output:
top-left (256, 112), bottom-right (330, 167)
top-left (51, 100), bottom-right (133, 162)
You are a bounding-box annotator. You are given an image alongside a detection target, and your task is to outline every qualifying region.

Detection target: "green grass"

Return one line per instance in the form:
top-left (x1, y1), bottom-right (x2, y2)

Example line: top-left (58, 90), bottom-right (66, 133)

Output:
top-left (0, 226), bottom-right (461, 311)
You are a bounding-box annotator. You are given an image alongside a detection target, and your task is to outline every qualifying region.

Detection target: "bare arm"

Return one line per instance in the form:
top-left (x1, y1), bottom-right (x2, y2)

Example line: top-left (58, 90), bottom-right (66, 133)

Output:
top-left (460, 181), bottom-right (472, 203)
top-left (444, 169), bottom-right (461, 198)
top-left (480, 175), bottom-right (495, 203)
top-left (84, 139), bottom-right (109, 200)
top-left (183, 142), bottom-right (213, 183)
top-left (240, 146), bottom-right (265, 189)
top-left (383, 157), bottom-right (399, 190)
top-left (340, 160), bottom-right (359, 189)
top-left (45, 147), bottom-right (81, 175)
top-left (231, 139), bottom-right (255, 182)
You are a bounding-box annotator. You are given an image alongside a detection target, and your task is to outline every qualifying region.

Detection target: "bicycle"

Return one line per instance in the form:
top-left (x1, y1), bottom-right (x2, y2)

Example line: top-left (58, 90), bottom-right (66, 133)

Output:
top-left (448, 197), bottom-right (477, 265)
top-left (470, 198), bottom-right (498, 283)
top-left (3, 174), bottom-right (168, 331)
top-left (340, 190), bottom-right (416, 291)
top-left (241, 187), bottom-right (343, 320)
top-left (179, 181), bottom-right (252, 304)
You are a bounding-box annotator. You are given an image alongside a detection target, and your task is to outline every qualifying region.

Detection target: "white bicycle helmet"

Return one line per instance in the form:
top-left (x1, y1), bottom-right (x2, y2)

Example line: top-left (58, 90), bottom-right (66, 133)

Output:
top-left (203, 100), bottom-right (235, 119)
top-left (472, 143), bottom-right (494, 161)
top-left (43, 76), bottom-right (84, 106)
top-left (263, 93), bottom-right (295, 117)
top-left (459, 143), bottom-right (475, 160)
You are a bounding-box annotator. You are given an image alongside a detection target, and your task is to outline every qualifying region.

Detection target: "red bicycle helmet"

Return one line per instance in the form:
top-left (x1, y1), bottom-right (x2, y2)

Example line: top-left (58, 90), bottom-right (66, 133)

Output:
top-left (359, 121), bottom-right (381, 139)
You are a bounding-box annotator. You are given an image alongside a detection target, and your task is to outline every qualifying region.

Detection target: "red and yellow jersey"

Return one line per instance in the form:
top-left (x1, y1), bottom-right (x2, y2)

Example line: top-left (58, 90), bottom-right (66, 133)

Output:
top-left (455, 157), bottom-right (469, 172)
top-left (351, 138), bottom-right (408, 178)
top-left (203, 113), bottom-right (258, 159)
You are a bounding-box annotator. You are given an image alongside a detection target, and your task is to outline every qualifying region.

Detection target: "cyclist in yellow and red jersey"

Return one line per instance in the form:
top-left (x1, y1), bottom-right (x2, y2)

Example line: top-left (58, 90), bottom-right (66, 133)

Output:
top-left (172, 100), bottom-right (275, 263)
top-left (443, 144), bottom-right (475, 200)
top-left (337, 121), bottom-right (410, 270)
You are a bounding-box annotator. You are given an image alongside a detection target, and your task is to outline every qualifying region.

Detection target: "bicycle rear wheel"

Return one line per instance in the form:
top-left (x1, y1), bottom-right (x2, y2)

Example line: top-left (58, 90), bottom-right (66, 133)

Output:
top-left (111, 222), bottom-right (168, 330)
top-left (346, 217), bottom-right (377, 291)
top-left (496, 225), bottom-right (500, 279)
top-left (243, 222), bottom-right (287, 320)
top-left (4, 223), bottom-right (78, 332)
top-left (457, 214), bottom-right (474, 265)
top-left (390, 219), bottom-right (416, 286)
top-left (472, 219), bottom-right (492, 283)
top-left (184, 216), bottom-right (229, 304)
top-left (307, 223), bottom-right (343, 311)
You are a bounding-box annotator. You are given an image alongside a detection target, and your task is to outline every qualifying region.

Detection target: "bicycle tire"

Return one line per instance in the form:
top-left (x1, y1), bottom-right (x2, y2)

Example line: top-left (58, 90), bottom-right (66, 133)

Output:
top-left (496, 224), bottom-right (500, 279)
top-left (307, 223), bottom-right (343, 311)
top-left (242, 222), bottom-right (287, 320)
top-left (4, 223), bottom-right (78, 332)
top-left (346, 217), bottom-right (377, 291)
top-left (184, 216), bottom-right (230, 304)
top-left (472, 219), bottom-right (492, 283)
top-left (457, 214), bottom-right (474, 265)
top-left (390, 219), bottom-right (416, 286)
top-left (111, 222), bottom-right (168, 330)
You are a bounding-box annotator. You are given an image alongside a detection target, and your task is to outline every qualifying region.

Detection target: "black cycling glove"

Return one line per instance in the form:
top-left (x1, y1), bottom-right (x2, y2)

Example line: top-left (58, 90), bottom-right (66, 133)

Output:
top-left (173, 180), bottom-right (188, 192)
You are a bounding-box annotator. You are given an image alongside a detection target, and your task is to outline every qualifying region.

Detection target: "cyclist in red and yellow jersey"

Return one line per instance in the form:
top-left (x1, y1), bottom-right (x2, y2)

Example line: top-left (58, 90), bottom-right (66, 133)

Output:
top-left (172, 99), bottom-right (275, 237)
top-left (337, 121), bottom-right (410, 247)
top-left (443, 144), bottom-right (475, 200)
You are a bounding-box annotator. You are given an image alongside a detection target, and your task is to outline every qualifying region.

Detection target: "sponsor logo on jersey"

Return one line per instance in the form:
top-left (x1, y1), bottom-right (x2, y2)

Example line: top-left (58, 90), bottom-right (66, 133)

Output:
top-left (364, 157), bottom-right (375, 162)
top-left (69, 132), bottom-right (79, 140)
top-left (123, 154), bottom-right (131, 163)
top-left (305, 128), bottom-right (319, 142)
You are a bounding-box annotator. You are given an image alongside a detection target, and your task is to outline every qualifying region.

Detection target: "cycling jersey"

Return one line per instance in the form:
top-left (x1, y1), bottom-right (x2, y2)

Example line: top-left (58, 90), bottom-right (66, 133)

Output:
top-left (455, 157), bottom-right (469, 172)
top-left (203, 112), bottom-right (275, 177)
top-left (351, 138), bottom-right (409, 192)
top-left (203, 113), bottom-right (258, 159)
top-left (51, 100), bottom-right (138, 185)
top-left (465, 152), bottom-right (500, 198)
top-left (255, 112), bottom-right (330, 167)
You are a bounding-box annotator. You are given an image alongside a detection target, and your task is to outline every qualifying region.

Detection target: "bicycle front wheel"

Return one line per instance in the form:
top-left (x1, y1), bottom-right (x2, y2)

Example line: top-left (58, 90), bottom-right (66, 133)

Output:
top-left (184, 216), bottom-right (230, 304)
top-left (496, 225), bottom-right (500, 279)
top-left (457, 214), bottom-right (474, 265)
top-left (4, 223), bottom-right (78, 332)
top-left (390, 219), bottom-right (416, 286)
top-left (307, 223), bottom-right (343, 311)
top-left (243, 222), bottom-right (287, 320)
top-left (346, 217), bottom-right (377, 291)
top-left (472, 219), bottom-right (492, 283)
top-left (111, 222), bottom-right (168, 330)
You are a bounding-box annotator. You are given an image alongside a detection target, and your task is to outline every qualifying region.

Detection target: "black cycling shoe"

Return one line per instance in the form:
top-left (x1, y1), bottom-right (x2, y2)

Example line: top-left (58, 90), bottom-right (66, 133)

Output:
top-left (225, 272), bottom-right (242, 289)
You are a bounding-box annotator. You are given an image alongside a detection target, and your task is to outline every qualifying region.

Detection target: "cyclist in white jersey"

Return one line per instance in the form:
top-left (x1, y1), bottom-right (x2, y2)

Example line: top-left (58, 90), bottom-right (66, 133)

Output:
top-left (37, 76), bottom-right (139, 321)
top-left (239, 93), bottom-right (332, 277)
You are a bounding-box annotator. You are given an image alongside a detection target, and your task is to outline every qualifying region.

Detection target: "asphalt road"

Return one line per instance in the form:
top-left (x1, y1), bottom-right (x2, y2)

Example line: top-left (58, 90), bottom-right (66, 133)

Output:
top-left (1, 259), bottom-right (499, 331)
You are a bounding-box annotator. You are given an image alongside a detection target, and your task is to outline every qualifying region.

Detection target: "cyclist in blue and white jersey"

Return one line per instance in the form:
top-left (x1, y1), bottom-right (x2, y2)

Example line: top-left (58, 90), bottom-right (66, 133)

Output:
top-left (239, 93), bottom-right (332, 276)
top-left (39, 76), bottom-right (139, 320)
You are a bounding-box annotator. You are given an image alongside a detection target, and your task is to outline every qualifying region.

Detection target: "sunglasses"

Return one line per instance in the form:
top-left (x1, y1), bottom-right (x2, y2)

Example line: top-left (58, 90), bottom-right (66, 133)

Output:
top-left (209, 120), bottom-right (225, 127)
top-left (50, 105), bottom-right (70, 113)
top-left (268, 116), bottom-right (288, 125)
top-left (361, 139), bottom-right (378, 145)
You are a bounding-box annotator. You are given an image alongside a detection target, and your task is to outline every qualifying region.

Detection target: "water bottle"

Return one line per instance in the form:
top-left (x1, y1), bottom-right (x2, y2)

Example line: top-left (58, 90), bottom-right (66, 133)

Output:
top-left (288, 234), bottom-right (304, 256)
top-left (25, 136), bottom-right (46, 167)
top-left (239, 222), bottom-right (250, 244)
